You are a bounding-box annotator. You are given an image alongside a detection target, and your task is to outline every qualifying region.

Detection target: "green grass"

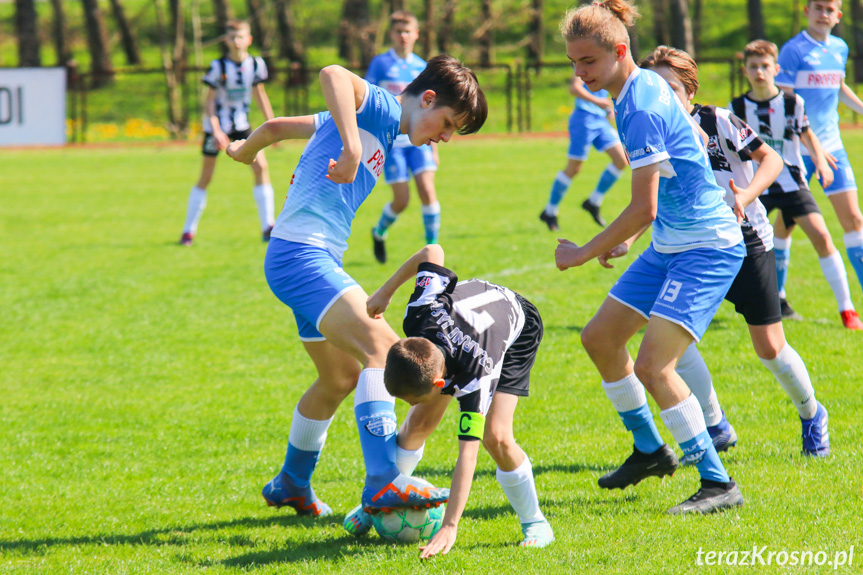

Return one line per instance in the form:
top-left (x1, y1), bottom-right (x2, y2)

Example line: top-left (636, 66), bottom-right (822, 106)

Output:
top-left (2, 134), bottom-right (863, 573)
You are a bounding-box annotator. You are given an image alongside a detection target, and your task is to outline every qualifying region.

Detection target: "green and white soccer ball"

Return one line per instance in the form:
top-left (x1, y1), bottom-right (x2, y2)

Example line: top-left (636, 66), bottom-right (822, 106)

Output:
top-left (372, 505), bottom-right (446, 543)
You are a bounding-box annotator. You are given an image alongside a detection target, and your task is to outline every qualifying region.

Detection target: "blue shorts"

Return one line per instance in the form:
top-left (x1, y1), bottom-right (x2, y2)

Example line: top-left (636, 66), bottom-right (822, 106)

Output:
top-left (568, 110), bottom-right (620, 161)
top-left (803, 148), bottom-right (857, 196)
top-left (384, 144), bottom-right (437, 185)
top-left (609, 243), bottom-right (745, 341)
top-left (264, 239), bottom-right (361, 341)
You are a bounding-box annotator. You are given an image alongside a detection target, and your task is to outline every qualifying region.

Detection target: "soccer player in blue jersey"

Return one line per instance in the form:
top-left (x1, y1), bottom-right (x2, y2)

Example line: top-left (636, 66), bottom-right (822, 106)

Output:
top-left (179, 20), bottom-right (276, 246)
top-left (555, 0), bottom-right (746, 514)
top-left (539, 73), bottom-right (627, 230)
top-left (775, 0), bottom-right (863, 329)
top-left (368, 11), bottom-right (442, 263)
top-left (225, 56), bottom-right (487, 518)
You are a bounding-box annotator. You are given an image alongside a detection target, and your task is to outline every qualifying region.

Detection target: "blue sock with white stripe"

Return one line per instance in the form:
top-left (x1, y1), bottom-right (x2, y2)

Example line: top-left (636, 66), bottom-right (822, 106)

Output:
top-left (374, 203), bottom-right (398, 238)
top-left (422, 202), bottom-right (441, 244)
top-left (546, 171), bottom-right (572, 214)
top-left (602, 374), bottom-right (664, 454)
top-left (661, 395), bottom-right (729, 483)
top-left (593, 163), bottom-right (622, 199)
top-left (354, 368), bottom-right (398, 484)
top-left (282, 407), bottom-right (333, 486)
top-left (844, 231), bottom-right (863, 291)
top-left (774, 236), bottom-right (791, 296)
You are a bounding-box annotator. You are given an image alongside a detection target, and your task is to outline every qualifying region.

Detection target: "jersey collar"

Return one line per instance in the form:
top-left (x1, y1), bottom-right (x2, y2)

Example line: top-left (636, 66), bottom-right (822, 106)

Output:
top-left (802, 29), bottom-right (831, 48)
top-left (617, 67), bottom-right (641, 101)
top-left (387, 48), bottom-right (416, 64)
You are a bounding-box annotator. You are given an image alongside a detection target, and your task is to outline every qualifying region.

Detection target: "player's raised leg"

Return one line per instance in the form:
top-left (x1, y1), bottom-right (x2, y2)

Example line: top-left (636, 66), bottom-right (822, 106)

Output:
top-left (415, 169), bottom-right (440, 245)
top-left (541, 159), bottom-right (581, 231)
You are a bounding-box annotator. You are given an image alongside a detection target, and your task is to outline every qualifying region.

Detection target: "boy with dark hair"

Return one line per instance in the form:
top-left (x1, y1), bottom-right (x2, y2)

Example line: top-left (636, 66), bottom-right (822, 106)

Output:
top-left (180, 20), bottom-right (276, 246)
top-left (226, 55), bottom-right (486, 519)
top-left (350, 244), bottom-right (553, 557)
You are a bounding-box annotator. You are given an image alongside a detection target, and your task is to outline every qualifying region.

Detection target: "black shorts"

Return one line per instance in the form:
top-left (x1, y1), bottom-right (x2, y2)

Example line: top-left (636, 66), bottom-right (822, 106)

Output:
top-left (759, 190), bottom-right (821, 228)
top-left (496, 294), bottom-right (543, 398)
top-left (724, 248), bottom-right (782, 326)
top-left (202, 128), bottom-right (252, 157)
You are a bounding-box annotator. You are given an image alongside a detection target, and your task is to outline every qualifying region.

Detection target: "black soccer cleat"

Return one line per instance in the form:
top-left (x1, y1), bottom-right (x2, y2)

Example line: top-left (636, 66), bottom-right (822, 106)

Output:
top-left (372, 228), bottom-right (386, 264)
top-left (581, 199), bottom-right (607, 227)
top-left (667, 478), bottom-right (744, 515)
top-left (779, 297), bottom-right (803, 321)
top-left (539, 210), bottom-right (560, 231)
top-left (598, 444), bottom-right (679, 490)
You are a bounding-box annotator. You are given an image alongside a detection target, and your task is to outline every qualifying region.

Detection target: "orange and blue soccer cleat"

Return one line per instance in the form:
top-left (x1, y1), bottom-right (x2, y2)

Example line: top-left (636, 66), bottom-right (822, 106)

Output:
top-left (262, 471), bottom-right (332, 517)
top-left (362, 474), bottom-right (449, 513)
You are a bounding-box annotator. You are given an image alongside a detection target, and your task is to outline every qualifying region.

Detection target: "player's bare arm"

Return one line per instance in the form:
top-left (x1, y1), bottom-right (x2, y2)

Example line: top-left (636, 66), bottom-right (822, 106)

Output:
top-left (226, 116), bottom-right (316, 164)
top-left (419, 439), bottom-right (480, 559)
top-left (319, 65), bottom-right (367, 184)
top-left (728, 143), bottom-right (784, 211)
top-left (839, 82), bottom-right (863, 115)
top-left (570, 75), bottom-right (614, 113)
top-left (555, 163), bottom-right (659, 271)
top-left (252, 83), bottom-right (275, 122)
top-left (801, 128), bottom-right (837, 186)
top-left (205, 89), bottom-right (228, 150)
top-left (367, 244), bottom-right (445, 318)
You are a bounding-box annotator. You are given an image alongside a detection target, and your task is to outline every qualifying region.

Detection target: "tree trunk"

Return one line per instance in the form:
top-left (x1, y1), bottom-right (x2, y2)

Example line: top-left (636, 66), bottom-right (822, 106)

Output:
top-left (692, 0), bottom-right (702, 56)
top-left (49, 0), bottom-right (72, 66)
top-left (16, 0), bottom-right (41, 67)
top-left (246, 0), bottom-right (273, 56)
top-left (423, 0), bottom-right (436, 58)
top-left (81, 0), bottom-right (114, 86)
top-left (438, 0), bottom-right (456, 53)
top-left (477, 0), bottom-right (493, 67)
top-left (154, 0), bottom-right (184, 135)
top-left (527, 0), bottom-right (543, 67)
top-left (747, 0), bottom-right (765, 41)
top-left (338, 0), bottom-right (374, 68)
top-left (108, 0), bottom-right (142, 65)
top-left (851, 0), bottom-right (863, 82)
top-left (211, 0), bottom-right (232, 35)
top-left (275, 0), bottom-right (306, 65)
top-left (791, 0), bottom-right (802, 37)
top-left (668, 0), bottom-right (694, 55)
top-left (653, 0), bottom-right (669, 47)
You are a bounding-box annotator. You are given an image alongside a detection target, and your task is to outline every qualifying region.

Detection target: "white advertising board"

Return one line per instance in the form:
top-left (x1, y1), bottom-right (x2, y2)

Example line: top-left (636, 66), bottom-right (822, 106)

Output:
top-left (0, 68), bottom-right (67, 147)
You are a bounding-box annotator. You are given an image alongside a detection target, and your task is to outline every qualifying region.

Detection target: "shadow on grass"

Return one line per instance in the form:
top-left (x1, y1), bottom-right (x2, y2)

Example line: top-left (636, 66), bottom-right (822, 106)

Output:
top-left (0, 513), bottom-right (340, 555)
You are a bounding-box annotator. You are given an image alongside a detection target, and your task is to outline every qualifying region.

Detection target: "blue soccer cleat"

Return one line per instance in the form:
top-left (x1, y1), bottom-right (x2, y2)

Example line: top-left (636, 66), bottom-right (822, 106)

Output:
top-left (707, 411), bottom-right (738, 453)
top-left (362, 474), bottom-right (449, 512)
top-left (343, 504), bottom-right (373, 536)
top-left (520, 519), bottom-right (555, 548)
top-left (801, 402), bottom-right (830, 457)
top-left (262, 471), bottom-right (333, 517)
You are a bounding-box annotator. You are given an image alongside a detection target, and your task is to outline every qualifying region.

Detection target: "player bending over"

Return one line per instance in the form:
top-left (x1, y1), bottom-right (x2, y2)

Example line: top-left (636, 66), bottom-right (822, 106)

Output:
top-left (226, 56), bottom-right (487, 516)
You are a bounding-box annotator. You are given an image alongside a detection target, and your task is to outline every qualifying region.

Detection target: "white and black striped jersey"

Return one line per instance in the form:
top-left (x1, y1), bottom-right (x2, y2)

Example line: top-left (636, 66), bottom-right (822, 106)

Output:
top-left (729, 92), bottom-right (810, 195)
top-left (202, 55), bottom-right (268, 134)
top-left (403, 263), bottom-right (525, 440)
top-left (691, 104), bottom-right (774, 254)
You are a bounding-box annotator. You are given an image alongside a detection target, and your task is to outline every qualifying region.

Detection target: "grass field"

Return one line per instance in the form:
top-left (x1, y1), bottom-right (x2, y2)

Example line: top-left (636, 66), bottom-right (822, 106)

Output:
top-left (2, 134), bottom-right (863, 574)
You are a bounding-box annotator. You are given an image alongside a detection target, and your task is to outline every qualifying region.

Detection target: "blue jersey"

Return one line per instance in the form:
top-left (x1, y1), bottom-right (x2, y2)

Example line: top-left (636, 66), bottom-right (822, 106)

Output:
top-left (574, 86), bottom-right (610, 117)
top-left (271, 81), bottom-right (401, 259)
top-left (614, 68), bottom-right (742, 253)
top-left (366, 49), bottom-right (427, 148)
top-left (776, 31), bottom-right (847, 154)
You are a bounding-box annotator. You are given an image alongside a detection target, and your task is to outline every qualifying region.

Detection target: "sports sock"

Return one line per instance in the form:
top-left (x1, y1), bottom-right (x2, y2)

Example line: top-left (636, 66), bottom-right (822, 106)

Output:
top-left (374, 203), bottom-right (399, 238)
top-left (660, 394), bottom-right (729, 483)
top-left (675, 343), bottom-right (723, 427)
top-left (496, 457), bottom-right (545, 524)
top-left (183, 186), bottom-right (208, 234)
top-left (819, 251), bottom-right (854, 312)
top-left (395, 443), bottom-right (425, 476)
top-left (602, 373), bottom-right (664, 454)
top-left (282, 406), bottom-right (333, 486)
top-left (546, 171), bottom-right (572, 215)
top-left (354, 368), bottom-right (398, 484)
top-left (774, 236), bottom-right (791, 296)
top-left (253, 183), bottom-right (275, 231)
top-left (421, 202), bottom-right (441, 244)
top-left (843, 230), bottom-right (863, 292)
top-left (590, 163), bottom-right (623, 205)
top-left (759, 344), bottom-right (817, 420)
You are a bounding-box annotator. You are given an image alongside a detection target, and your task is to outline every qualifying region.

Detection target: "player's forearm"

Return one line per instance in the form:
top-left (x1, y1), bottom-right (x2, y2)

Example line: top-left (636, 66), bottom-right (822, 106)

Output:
top-left (441, 440), bottom-right (480, 529)
top-left (840, 83), bottom-right (863, 115)
top-left (204, 91), bottom-right (222, 134)
top-left (380, 245), bottom-right (445, 298)
top-left (744, 145), bottom-right (784, 203)
top-left (320, 66), bottom-right (363, 158)
top-left (801, 129), bottom-right (827, 165)
top-left (580, 173), bottom-right (657, 260)
top-left (254, 86), bottom-right (276, 121)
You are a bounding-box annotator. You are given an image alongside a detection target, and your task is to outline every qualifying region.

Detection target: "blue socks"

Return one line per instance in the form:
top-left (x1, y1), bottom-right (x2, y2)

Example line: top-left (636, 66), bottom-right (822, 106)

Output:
top-left (774, 236), bottom-right (791, 296)
top-left (374, 203), bottom-right (398, 238)
top-left (282, 407), bottom-right (333, 486)
top-left (594, 163), bottom-right (623, 197)
top-left (548, 171), bottom-right (572, 210)
top-left (602, 375), bottom-right (664, 455)
top-left (422, 202), bottom-right (441, 244)
top-left (354, 368), bottom-right (399, 484)
top-left (844, 231), bottom-right (863, 291)
top-left (661, 395), bottom-right (730, 483)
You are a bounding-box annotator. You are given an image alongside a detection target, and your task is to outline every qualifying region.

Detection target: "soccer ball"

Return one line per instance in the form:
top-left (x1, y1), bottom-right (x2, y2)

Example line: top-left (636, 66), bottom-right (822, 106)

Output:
top-left (372, 505), bottom-right (446, 542)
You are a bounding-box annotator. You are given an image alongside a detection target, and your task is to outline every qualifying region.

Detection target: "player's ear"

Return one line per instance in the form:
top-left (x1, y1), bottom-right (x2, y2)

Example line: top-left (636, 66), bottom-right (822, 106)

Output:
top-left (615, 43), bottom-right (628, 62)
top-left (422, 90), bottom-right (437, 108)
top-left (432, 377), bottom-right (445, 389)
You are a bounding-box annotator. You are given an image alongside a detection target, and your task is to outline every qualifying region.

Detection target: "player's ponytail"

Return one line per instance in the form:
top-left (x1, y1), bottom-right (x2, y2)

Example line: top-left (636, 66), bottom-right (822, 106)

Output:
top-left (561, 0), bottom-right (640, 51)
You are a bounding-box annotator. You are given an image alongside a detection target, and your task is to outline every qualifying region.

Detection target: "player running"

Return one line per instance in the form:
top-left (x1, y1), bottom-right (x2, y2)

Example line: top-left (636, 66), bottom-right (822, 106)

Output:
top-left (225, 56), bottom-right (487, 516)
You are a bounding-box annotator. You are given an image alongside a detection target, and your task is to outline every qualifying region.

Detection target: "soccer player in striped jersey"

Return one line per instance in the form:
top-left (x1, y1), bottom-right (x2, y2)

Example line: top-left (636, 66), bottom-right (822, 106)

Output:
top-left (555, 0), bottom-right (745, 515)
top-left (368, 11), bottom-right (442, 263)
top-left (225, 56), bottom-right (487, 518)
top-left (731, 39), bottom-right (861, 329)
top-left (774, 0), bottom-right (863, 329)
top-left (642, 45), bottom-right (831, 459)
top-left (539, 73), bottom-right (627, 230)
top-left (358, 244), bottom-right (553, 556)
top-left (179, 20), bottom-right (276, 246)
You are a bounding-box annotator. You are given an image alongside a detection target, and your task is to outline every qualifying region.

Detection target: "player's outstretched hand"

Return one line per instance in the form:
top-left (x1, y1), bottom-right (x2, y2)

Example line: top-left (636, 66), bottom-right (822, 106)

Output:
top-left (366, 288), bottom-right (392, 319)
top-left (555, 238), bottom-right (588, 271)
top-left (727, 178), bottom-right (746, 223)
top-left (598, 242), bottom-right (629, 268)
top-left (326, 149), bottom-right (361, 184)
top-left (419, 525), bottom-right (457, 559)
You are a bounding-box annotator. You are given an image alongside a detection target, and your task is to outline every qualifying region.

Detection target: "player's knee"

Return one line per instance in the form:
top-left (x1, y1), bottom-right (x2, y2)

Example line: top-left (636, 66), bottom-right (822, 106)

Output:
top-left (581, 321), bottom-right (608, 359)
top-left (632, 358), bottom-right (664, 393)
top-left (482, 429), bottom-right (515, 460)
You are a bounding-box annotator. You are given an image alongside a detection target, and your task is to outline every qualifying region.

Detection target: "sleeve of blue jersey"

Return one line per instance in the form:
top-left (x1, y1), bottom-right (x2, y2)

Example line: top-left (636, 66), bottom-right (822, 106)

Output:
top-left (356, 82), bottom-right (401, 137)
top-left (621, 110), bottom-right (670, 170)
top-left (775, 43), bottom-right (799, 88)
